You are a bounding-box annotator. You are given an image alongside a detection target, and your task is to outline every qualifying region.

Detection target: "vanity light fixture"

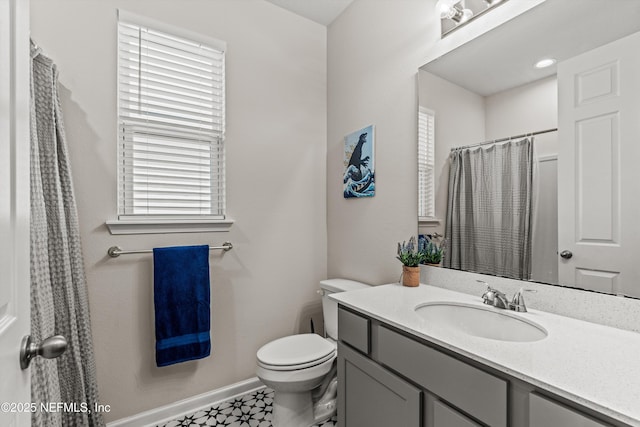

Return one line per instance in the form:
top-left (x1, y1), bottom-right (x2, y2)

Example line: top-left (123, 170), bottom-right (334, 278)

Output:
top-left (534, 58), bottom-right (557, 69)
top-left (438, 0), bottom-right (509, 37)
top-left (436, 0), bottom-right (473, 24)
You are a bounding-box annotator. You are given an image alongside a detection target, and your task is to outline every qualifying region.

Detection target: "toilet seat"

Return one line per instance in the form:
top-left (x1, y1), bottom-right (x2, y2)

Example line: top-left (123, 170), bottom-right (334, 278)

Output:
top-left (258, 350), bottom-right (335, 371)
top-left (257, 334), bottom-right (336, 371)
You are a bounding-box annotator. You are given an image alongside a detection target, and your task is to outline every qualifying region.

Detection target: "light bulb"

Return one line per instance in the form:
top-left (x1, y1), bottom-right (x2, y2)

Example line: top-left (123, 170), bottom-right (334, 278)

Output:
top-left (435, 0), bottom-right (461, 19)
top-left (534, 58), bottom-right (557, 69)
top-left (458, 8), bottom-right (473, 23)
top-left (435, 0), bottom-right (473, 24)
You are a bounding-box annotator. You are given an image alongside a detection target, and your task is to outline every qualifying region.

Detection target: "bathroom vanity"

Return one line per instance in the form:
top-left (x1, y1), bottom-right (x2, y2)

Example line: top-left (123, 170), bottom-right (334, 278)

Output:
top-left (332, 284), bottom-right (640, 427)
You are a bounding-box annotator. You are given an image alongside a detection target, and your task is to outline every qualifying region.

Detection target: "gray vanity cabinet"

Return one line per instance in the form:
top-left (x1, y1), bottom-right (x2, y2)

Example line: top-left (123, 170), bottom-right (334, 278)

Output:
top-left (337, 306), bottom-right (497, 427)
top-left (337, 341), bottom-right (422, 426)
top-left (337, 305), bottom-right (624, 427)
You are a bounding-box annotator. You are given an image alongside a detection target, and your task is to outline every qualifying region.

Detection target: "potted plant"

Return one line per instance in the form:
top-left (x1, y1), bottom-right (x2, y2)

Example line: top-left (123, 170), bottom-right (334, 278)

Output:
top-left (397, 236), bottom-right (424, 287)
top-left (419, 235), bottom-right (446, 266)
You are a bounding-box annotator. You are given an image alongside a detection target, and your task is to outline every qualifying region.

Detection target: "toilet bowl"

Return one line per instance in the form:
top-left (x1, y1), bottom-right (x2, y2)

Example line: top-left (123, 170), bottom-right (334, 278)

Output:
top-left (256, 279), bottom-right (370, 427)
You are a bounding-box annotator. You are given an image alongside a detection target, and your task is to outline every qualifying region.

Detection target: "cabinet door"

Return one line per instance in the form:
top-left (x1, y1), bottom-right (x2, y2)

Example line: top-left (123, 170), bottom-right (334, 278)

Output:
top-left (338, 341), bottom-right (422, 427)
top-left (433, 400), bottom-right (481, 427)
top-left (529, 393), bottom-right (610, 427)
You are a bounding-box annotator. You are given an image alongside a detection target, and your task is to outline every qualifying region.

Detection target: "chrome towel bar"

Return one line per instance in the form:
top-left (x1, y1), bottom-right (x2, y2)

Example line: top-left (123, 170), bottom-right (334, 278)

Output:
top-left (107, 242), bottom-right (233, 258)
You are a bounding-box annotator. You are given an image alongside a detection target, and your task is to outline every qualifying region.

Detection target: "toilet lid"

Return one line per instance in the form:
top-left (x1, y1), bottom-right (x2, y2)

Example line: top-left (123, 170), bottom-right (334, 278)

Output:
top-left (257, 334), bottom-right (336, 369)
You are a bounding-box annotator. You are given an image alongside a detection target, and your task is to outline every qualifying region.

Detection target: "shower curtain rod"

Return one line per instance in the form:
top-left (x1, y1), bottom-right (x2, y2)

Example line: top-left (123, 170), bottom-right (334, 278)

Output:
top-left (451, 128), bottom-right (558, 151)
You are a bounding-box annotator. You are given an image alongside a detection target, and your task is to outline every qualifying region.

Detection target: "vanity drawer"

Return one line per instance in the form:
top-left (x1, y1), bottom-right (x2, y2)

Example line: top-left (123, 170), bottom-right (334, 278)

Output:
top-left (529, 393), bottom-right (611, 427)
top-left (338, 307), bottom-right (370, 354)
top-left (378, 326), bottom-right (507, 427)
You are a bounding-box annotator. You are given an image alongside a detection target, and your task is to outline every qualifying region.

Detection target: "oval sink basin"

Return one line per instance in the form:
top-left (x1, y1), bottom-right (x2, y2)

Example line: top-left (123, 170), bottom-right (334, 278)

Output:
top-left (414, 302), bottom-right (547, 342)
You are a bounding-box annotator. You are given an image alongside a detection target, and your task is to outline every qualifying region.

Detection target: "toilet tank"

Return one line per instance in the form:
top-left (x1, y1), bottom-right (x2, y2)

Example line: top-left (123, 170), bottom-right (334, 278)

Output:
top-left (320, 279), bottom-right (370, 341)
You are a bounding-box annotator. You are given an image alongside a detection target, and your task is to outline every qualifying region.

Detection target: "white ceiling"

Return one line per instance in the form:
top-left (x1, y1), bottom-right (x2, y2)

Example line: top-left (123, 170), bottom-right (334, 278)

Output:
top-left (264, 0), bottom-right (354, 26)
top-left (421, 0), bottom-right (640, 96)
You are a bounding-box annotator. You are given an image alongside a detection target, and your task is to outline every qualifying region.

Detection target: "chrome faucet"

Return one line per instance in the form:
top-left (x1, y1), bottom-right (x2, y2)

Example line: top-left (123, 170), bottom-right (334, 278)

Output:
top-left (479, 281), bottom-right (510, 309)
top-left (477, 280), bottom-right (535, 313)
top-left (510, 288), bottom-right (533, 312)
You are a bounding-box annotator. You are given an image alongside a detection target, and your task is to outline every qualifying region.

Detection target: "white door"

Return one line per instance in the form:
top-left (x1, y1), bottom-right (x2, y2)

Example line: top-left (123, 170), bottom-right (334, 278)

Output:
top-left (557, 31), bottom-right (640, 296)
top-left (0, 0), bottom-right (31, 425)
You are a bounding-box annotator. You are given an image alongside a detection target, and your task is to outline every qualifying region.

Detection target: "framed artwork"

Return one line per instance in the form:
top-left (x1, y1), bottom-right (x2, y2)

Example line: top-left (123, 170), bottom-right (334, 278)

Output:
top-left (343, 125), bottom-right (375, 198)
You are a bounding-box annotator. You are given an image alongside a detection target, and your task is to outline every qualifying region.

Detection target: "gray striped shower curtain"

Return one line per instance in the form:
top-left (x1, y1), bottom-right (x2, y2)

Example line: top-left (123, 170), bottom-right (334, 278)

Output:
top-left (30, 41), bottom-right (104, 427)
top-left (444, 138), bottom-right (534, 281)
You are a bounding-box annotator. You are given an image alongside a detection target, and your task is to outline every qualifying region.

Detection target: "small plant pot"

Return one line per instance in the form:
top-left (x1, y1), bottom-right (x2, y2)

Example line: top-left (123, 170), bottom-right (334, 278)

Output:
top-left (402, 265), bottom-right (420, 287)
top-left (425, 263), bottom-right (440, 267)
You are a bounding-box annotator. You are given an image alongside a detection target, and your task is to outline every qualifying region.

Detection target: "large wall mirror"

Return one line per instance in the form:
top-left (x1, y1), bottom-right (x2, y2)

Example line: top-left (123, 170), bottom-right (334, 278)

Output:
top-left (418, 0), bottom-right (640, 298)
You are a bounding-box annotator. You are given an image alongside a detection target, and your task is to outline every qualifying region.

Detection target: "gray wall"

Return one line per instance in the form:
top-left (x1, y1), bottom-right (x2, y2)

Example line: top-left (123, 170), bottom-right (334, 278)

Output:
top-left (31, 0), bottom-right (327, 421)
top-left (327, 0), bottom-right (439, 285)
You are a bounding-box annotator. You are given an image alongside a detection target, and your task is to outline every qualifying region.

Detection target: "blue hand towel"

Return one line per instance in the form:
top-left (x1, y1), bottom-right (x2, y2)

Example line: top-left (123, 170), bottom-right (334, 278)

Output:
top-left (153, 245), bottom-right (211, 367)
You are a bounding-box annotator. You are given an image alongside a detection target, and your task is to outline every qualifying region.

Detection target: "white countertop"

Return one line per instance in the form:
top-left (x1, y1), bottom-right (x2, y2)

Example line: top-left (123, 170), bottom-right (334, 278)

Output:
top-left (331, 283), bottom-right (640, 426)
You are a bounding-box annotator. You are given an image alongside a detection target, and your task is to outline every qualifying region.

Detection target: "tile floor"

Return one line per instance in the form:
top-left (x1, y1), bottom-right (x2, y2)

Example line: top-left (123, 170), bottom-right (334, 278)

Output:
top-left (158, 387), bottom-right (337, 427)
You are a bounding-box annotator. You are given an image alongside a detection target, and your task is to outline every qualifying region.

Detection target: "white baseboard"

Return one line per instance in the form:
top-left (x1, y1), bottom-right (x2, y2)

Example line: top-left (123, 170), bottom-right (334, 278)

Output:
top-left (107, 377), bottom-right (264, 427)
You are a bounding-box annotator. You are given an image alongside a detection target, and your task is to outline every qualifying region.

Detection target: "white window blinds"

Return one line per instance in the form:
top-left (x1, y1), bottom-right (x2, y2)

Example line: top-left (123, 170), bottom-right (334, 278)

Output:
top-left (418, 107), bottom-right (435, 219)
top-left (117, 14), bottom-right (225, 219)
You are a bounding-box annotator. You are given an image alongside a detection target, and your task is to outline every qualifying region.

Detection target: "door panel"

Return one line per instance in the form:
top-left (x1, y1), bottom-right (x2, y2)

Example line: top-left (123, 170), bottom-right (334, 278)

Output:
top-left (575, 113), bottom-right (618, 243)
top-left (0, 0), bottom-right (31, 426)
top-left (0, 0), bottom-right (31, 425)
top-left (558, 31), bottom-right (640, 296)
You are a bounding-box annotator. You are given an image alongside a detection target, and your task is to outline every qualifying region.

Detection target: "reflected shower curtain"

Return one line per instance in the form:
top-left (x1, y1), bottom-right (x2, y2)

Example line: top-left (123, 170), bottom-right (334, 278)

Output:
top-left (444, 138), bottom-right (534, 280)
top-left (30, 42), bottom-right (104, 427)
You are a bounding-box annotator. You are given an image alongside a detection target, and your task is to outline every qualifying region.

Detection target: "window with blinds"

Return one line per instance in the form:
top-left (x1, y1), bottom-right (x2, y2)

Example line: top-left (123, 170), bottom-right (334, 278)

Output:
top-left (117, 14), bottom-right (225, 219)
top-left (418, 107), bottom-right (436, 219)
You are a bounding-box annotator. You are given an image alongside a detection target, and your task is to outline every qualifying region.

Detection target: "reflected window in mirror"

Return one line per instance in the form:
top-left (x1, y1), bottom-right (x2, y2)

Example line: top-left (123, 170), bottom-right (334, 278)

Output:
top-left (418, 107), bottom-right (437, 222)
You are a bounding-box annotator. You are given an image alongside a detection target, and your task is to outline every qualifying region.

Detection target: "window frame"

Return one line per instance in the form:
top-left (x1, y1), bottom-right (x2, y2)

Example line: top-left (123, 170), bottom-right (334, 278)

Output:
top-left (107, 10), bottom-right (232, 234)
top-left (418, 106), bottom-right (439, 224)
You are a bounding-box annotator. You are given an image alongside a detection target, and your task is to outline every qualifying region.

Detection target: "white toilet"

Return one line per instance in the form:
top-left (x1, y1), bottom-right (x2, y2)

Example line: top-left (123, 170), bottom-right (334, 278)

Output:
top-left (256, 279), bottom-right (370, 427)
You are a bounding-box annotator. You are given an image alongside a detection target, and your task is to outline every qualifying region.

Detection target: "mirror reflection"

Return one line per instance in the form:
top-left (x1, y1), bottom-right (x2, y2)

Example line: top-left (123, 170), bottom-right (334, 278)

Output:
top-left (418, 0), bottom-right (640, 298)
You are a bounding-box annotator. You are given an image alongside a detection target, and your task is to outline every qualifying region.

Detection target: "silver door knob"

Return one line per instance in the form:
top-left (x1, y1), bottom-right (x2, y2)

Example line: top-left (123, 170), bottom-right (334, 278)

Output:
top-left (560, 250), bottom-right (573, 259)
top-left (20, 335), bottom-right (67, 370)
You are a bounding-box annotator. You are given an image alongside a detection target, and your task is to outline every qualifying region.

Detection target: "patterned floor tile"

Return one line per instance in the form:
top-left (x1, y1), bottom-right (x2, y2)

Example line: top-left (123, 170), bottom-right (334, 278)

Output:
top-left (157, 387), bottom-right (337, 427)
